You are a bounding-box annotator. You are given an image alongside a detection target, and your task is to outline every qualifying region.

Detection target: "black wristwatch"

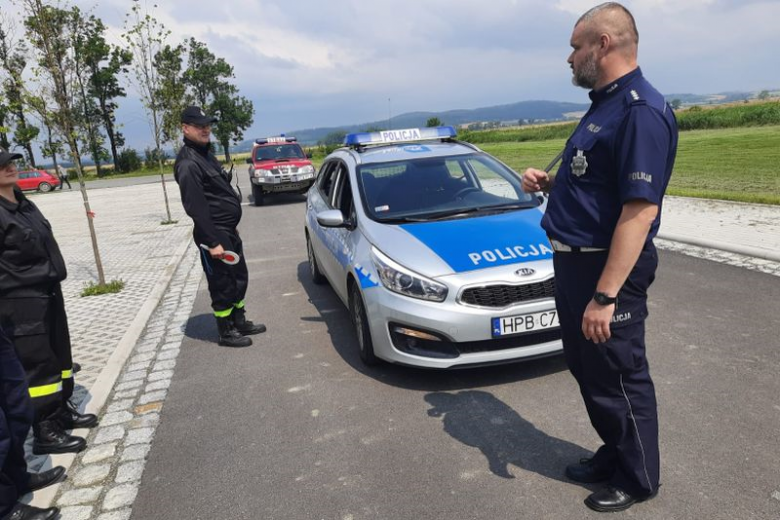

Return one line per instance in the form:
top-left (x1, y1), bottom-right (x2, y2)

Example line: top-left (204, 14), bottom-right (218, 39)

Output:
top-left (593, 291), bottom-right (617, 306)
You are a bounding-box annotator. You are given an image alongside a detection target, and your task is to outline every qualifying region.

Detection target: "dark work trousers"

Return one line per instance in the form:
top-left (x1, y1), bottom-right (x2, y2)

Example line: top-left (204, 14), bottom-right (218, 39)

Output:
top-left (553, 242), bottom-right (660, 497)
top-left (3, 284), bottom-right (74, 426)
top-left (0, 327), bottom-right (35, 517)
top-left (198, 228), bottom-right (249, 315)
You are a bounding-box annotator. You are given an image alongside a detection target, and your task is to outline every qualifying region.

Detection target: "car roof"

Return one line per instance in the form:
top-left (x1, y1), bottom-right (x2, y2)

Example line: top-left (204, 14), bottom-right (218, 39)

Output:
top-left (341, 141), bottom-right (480, 166)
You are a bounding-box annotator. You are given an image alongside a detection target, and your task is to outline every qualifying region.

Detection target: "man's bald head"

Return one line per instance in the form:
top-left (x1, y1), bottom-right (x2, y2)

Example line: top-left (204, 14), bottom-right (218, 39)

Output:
top-left (576, 2), bottom-right (638, 58)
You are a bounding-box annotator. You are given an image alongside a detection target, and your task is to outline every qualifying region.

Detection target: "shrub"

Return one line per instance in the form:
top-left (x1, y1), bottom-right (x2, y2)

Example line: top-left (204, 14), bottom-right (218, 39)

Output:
top-left (144, 147), bottom-right (168, 169)
top-left (115, 148), bottom-right (142, 173)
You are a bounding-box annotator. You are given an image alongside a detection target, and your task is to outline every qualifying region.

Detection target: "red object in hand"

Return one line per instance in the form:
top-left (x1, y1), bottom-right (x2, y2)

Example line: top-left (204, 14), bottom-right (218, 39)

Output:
top-left (87, 211), bottom-right (96, 218)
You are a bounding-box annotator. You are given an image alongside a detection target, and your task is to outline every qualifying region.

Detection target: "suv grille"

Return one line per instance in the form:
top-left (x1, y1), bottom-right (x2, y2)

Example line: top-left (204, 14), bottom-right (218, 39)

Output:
top-left (460, 278), bottom-right (556, 308)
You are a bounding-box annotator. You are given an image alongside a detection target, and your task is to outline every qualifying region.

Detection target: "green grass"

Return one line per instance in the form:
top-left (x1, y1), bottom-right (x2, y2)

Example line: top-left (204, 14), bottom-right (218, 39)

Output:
top-left (480, 125), bottom-right (780, 205)
top-left (81, 279), bottom-right (125, 297)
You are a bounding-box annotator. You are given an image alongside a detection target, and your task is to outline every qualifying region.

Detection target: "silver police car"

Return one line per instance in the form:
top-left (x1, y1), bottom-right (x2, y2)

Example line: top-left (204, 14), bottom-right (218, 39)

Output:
top-left (304, 126), bottom-right (562, 368)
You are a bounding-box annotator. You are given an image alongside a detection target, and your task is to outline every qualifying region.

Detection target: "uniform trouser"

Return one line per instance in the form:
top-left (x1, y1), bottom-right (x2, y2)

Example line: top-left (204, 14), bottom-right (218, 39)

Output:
top-left (1, 285), bottom-right (74, 426)
top-left (198, 228), bottom-right (249, 316)
top-left (0, 327), bottom-right (35, 517)
top-left (553, 243), bottom-right (660, 497)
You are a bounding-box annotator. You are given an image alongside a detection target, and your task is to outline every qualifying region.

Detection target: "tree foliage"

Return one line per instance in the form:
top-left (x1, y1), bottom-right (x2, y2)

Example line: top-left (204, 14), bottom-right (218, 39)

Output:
top-left (426, 116), bottom-right (443, 127)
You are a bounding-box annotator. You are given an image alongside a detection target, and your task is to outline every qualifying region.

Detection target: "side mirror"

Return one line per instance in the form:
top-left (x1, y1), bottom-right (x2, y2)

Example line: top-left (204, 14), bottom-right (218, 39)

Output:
top-left (245, 158), bottom-right (253, 164)
top-left (316, 209), bottom-right (346, 228)
top-left (306, 152), bottom-right (313, 159)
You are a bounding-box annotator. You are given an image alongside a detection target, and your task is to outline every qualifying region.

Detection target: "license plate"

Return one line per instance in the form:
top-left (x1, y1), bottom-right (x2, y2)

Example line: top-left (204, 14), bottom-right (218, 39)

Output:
top-left (291, 175), bottom-right (299, 182)
top-left (492, 310), bottom-right (559, 338)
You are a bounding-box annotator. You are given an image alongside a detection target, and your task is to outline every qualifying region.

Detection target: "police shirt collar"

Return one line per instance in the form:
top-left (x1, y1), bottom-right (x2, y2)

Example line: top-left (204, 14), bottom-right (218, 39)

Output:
top-left (0, 187), bottom-right (27, 212)
top-left (183, 136), bottom-right (211, 156)
top-left (589, 67), bottom-right (643, 103)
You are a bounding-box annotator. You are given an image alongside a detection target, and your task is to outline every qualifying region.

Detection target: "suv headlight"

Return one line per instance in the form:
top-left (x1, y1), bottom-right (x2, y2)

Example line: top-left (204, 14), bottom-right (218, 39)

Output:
top-left (300, 165), bottom-right (315, 175)
top-left (371, 248), bottom-right (448, 302)
top-left (254, 168), bottom-right (272, 178)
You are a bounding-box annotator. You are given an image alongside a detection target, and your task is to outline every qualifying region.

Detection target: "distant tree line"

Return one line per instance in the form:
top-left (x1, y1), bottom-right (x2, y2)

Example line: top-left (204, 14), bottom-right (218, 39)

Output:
top-left (0, 0), bottom-right (254, 177)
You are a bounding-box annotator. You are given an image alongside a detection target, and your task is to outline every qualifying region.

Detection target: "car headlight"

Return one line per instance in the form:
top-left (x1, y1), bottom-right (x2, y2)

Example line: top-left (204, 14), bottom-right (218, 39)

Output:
top-left (300, 165), bottom-right (315, 175)
top-left (371, 247), bottom-right (448, 302)
top-left (254, 169), bottom-right (273, 178)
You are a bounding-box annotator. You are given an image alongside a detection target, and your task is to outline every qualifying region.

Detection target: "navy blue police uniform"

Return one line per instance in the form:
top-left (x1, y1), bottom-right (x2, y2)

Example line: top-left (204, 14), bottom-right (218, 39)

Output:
top-left (542, 67), bottom-right (678, 497)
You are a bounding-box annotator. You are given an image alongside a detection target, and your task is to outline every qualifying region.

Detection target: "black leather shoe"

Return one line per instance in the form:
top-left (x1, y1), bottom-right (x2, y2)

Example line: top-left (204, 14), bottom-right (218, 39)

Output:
top-left (216, 316), bottom-right (252, 347)
top-left (565, 457), bottom-right (614, 483)
top-left (32, 420), bottom-right (87, 455)
top-left (57, 400), bottom-right (99, 429)
top-left (2, 503), bottom-right (59, 520)
top-left (25, 466), bottom-right (67, 492)
top-left (232, 308), bottom-right (267, 335)
top-left (584, 486), bottom-right (657, 513)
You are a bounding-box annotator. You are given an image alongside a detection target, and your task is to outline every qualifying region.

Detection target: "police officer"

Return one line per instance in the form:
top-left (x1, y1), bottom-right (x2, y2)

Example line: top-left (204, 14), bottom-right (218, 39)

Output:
top-left (522, 3), bottom-right (677, 513)
top-left (1, 327), bottom-right (63, 520)
top-left (0, 147), bottom-right (98, 456)
top-left (174, 106), bottom-right (266, 347)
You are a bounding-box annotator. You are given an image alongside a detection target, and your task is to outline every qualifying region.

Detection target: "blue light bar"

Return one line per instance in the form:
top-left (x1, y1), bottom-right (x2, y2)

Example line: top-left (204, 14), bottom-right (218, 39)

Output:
top-left (255, 136), bottom-right (297, 145)
top-left (344, 126), bottom-right (457, 147)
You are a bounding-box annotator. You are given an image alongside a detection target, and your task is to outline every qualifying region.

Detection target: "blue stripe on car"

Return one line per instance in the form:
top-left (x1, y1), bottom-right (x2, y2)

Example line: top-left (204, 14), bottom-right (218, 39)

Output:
top-left (400, 210), bottom-right (553, 272)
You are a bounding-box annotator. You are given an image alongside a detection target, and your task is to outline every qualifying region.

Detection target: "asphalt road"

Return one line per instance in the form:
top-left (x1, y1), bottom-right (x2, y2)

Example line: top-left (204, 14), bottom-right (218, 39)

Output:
top-left (130, 183), bottom-right (780, 520)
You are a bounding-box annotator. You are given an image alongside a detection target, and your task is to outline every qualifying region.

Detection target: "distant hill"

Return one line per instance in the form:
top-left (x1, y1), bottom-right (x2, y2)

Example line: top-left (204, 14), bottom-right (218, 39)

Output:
top-left (235, 100), bottom-right (592, 148)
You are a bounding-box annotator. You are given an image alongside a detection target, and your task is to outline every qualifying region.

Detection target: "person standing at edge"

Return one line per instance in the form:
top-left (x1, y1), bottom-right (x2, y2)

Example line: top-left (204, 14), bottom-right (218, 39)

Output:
top-left (522, 3), bottom-right (677, 513)
top-left (0, 147), bottom-right (98, 456)
top-left (174, 106), bottom-right (266, 347)
top-left (55, 164), bottom-right (70, 190)
top-left (1, 327), bottom-right (64, 520)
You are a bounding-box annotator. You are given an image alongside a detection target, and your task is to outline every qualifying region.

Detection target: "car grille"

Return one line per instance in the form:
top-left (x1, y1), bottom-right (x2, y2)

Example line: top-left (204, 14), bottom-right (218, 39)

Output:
top-left (460, 278), bottom-right (556, 308)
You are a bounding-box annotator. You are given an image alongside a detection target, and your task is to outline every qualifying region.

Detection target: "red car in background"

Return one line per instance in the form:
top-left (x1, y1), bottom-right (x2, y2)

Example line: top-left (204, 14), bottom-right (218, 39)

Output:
top-left (17, 169), bottom-right (60, 193)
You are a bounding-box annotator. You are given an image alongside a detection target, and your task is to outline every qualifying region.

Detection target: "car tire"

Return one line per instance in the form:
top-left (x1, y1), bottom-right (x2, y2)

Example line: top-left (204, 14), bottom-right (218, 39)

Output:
top-left (349, 282), bottom-right (380, 366)
top-left (38, 182), bottom-right (52, 193)
top-left (252, 185), bottom-right (265, 206)
top-left (306, 234), bottom-right (326, 285)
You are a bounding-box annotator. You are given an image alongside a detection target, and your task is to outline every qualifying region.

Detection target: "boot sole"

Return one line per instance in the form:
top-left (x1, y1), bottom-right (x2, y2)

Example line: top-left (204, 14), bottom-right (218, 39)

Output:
top-left (218, 340), bottom-right (252, 347)
top-left (33, 443), bottom-right (87, 455)
top-left (237, 328), bottom-right (266, 336)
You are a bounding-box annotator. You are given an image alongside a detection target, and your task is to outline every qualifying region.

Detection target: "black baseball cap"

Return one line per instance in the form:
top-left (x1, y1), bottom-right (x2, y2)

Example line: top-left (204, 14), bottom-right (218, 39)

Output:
top-left (181, 106), bottom-right (218, 126)
top-left (0, 146), bottom-right (23, 167)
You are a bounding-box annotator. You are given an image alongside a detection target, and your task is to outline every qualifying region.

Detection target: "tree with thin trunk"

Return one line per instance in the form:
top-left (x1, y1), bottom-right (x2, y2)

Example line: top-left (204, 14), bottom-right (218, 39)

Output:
top-left (23, 0), bottom-right (107, 286)
top-left (0, 19), bottom-right (39, 166)
top-left (153, 43), bottom-right (187, 152)
top-left (123, 0), bottom-right (174, 224)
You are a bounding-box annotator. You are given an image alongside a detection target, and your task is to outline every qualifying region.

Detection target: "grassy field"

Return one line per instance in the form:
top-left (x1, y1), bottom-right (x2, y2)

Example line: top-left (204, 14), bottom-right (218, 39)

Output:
top-left (479, 125), bottom-right (780, 205)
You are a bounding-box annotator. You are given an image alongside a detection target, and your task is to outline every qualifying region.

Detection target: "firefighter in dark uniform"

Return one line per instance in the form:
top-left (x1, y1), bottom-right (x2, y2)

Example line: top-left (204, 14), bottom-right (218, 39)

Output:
top-left (522, 3), bottom-right (677, 513)
top-left (1, 327), bottom-right (64, 520)
top-left (0, 148), bottom-right (98, 456)
top-left (174, 106), bottom-right (266, 347)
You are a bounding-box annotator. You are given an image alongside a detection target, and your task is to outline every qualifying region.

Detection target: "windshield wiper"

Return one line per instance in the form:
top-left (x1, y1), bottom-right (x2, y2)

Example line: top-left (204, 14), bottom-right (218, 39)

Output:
top-left (375, 216), bottom-right (432, 224)
top-left (417, 203), bottom-right (536, 221)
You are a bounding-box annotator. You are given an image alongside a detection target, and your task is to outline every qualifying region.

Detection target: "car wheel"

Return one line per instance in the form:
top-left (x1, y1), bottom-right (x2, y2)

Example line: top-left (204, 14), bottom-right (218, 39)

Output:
top-left (306, 234), bottom-right (326, 285)
top-left (38, 182), bottom-right (52, 193)
top-left (252, 185), bottom-right (265, 206)
top-left (349, 282), bottom-right (380, 366)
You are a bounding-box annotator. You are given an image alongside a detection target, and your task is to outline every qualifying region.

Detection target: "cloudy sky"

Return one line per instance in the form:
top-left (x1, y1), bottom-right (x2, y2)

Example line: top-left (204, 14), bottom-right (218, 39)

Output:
top-left (5, 0), bottom-right (780, 150)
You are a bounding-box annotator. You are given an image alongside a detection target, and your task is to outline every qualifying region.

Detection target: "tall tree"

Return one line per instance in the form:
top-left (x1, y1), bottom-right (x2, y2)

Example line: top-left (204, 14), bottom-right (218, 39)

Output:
top-left (26, 88), bottom-right (64, 173)
top-left (74, 13), bottom-right (132, 169)
top-left (153, 43), bottom-right (187, 149)
top-left (122, 0), bottom-right (173, 223)
top-left (70, 9), bottom-right (110, 177)
top-left (23, 0), bottom-right (106, 285)
top-left (0, 20), bottom-right (39, 166)
top-left (0, 93), bottom-right (10, 150)
top-left (184, 39), bottom-right (254, 162)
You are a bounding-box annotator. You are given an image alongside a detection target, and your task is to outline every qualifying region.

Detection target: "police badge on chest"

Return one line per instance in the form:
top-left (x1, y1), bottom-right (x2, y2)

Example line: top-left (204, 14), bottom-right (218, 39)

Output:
top-left (571, 150), bottom-right (588, 177)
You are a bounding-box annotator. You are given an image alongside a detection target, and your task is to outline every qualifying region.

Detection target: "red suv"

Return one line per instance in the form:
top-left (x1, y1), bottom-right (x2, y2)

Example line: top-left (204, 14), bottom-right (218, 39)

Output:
top-left (246, 136), bottom-right (316, 206)
top-left (17, 170), bottom-right (60, 193)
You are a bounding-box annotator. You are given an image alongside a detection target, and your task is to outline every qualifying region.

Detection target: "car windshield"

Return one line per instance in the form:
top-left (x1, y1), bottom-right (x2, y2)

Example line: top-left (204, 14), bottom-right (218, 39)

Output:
top-left (357, 153), bottom-right (539, 222)
top-left (254, 144), bottom-right (305, 161)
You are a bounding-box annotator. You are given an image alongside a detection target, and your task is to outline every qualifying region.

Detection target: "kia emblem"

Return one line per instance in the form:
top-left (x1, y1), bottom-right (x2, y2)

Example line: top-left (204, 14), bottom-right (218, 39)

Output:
top-left (515, 268), bottom-right (536, 277)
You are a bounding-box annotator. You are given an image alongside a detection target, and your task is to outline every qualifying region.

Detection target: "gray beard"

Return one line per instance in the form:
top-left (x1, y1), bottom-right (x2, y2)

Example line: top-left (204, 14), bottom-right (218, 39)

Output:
top-left (572, 52), bottom-right (599, 89)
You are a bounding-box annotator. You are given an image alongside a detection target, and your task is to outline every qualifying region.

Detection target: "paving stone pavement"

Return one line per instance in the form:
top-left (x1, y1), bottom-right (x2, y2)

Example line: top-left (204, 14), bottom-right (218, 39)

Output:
top-left (20, 183), bottom-right (192, 472)
top-left (51, 242), bottom-right (202, 520)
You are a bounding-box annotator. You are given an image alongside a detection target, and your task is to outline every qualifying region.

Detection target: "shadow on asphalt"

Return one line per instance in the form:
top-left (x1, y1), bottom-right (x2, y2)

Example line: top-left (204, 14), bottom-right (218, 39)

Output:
top-left (183, 313), bottom-right (218, 343)
top-left (296, 261), bottom-right (569, 391)
top-left (245, 192), bottom-right (307, 207)
top-left (425, 390), bottom-right (592, 486)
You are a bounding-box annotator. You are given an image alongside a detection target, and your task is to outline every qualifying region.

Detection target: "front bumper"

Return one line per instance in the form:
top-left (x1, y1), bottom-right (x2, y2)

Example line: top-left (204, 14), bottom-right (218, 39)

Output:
top-left (251, 175), bottom-right (315, 193)
top-left (363, 285), bottom-right (562, 369)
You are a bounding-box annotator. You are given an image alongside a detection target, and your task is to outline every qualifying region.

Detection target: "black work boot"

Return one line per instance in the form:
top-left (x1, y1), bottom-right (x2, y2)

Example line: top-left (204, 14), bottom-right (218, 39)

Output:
top-left (216, 316), bottom-right (252, 347)
top-left (232, 307), bottom-right (267, 335)
top-left (56, 400), bottom-right (99, 429)
top-left (25, 466), bottom-right (67, 492)
top-left (3, 503), bottom-right (59, 520)
top-left (32, 420), bottom-right (86, 455)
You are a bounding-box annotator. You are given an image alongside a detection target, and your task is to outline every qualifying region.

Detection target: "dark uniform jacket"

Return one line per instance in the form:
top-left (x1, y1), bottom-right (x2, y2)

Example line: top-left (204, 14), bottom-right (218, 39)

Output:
top-left (174, 138), bottom-right (242, 248)
top-left (0, 188), bottom-right (67, 297)
top-left (0, 188), bottom-right (67, 337)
